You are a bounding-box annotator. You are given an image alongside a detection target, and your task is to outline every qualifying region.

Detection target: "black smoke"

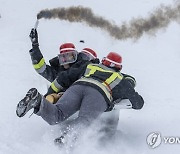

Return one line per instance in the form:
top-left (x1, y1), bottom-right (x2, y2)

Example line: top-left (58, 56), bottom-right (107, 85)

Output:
top-left (37, 4), bottom-right (180, 40)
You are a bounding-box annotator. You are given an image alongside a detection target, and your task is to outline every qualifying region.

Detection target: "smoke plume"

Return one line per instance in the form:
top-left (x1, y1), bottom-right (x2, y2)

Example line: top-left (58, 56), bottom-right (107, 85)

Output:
top-left (37, 4), bottom-right (180, 40)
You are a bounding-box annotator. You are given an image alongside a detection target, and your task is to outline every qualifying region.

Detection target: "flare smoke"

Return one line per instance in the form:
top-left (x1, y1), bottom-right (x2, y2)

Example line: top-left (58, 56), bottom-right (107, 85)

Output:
top-left (37, 4), bottom-right (180, 40)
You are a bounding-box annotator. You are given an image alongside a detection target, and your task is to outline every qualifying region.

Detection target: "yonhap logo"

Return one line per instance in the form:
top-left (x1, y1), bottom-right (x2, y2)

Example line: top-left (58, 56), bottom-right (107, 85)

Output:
top-left (146, 132), bottom-right (180, 149)
top-left (147, 132), bottom-right (162, 149)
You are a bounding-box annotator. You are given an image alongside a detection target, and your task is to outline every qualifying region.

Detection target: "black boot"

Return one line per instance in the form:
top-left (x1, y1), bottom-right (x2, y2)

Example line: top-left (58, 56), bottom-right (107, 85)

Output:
top-left (54, 135), bottom-right (66, 146)
top-left (16, 88), bottom-right (41, 117)
top-left (54, 131), bottom-right (78, 148)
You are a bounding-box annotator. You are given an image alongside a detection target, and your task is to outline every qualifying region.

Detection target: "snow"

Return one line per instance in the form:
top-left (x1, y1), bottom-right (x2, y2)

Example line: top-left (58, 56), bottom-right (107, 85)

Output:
top-left (0, 0), bottom-right (180, 153)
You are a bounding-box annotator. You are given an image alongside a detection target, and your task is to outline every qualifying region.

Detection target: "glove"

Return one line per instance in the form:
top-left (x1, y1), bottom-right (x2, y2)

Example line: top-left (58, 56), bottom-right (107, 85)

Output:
top-left (124, 77), bottom-right (136, 88)
top-left (45, 92), bottom-right (64, 104)
top-left (29, 28), bottom-right (39, 46)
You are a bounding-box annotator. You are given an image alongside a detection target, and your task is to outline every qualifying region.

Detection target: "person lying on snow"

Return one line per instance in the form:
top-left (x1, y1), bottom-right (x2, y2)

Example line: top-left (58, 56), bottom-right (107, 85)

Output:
top-left (16, 50), bottom-right (144, 144)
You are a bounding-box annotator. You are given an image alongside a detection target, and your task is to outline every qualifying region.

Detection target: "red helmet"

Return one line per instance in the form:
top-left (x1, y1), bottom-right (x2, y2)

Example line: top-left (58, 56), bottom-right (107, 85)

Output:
top-left (59, 43), bottom-right (76, 54)
top-left (80, 48), bottom-right (97, 60)
top-left (102, 52), bottom-right (122, 70)
top-left (58, 43), bottom-right (78, 65)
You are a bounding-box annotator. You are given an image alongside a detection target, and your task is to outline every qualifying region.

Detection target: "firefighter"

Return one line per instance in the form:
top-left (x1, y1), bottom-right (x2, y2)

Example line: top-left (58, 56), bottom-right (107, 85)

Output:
top-left (16, 51), bottom-right (144, 144)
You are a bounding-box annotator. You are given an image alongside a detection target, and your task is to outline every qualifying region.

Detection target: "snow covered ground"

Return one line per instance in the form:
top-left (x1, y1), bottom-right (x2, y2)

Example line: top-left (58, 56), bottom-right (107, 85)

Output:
top-left (0, 0), bottom-right (180, 153)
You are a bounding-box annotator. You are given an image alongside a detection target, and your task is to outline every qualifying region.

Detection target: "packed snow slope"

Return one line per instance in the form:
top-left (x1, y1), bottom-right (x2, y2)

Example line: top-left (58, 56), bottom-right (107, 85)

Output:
top-left (0, 0), bottom-right (180, 153)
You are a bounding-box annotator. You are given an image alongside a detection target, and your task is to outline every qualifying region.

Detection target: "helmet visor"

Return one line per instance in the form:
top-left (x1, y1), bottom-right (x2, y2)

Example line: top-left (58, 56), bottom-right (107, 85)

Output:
top-left (58, 51), bottom-right (77, 65)
top-left (79, 52), bottom-right (94, 61)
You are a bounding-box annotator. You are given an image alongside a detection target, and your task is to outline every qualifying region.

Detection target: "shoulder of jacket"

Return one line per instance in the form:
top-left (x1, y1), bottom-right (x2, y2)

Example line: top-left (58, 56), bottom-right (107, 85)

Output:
top-left (49, 56), bottom-right (59, 67)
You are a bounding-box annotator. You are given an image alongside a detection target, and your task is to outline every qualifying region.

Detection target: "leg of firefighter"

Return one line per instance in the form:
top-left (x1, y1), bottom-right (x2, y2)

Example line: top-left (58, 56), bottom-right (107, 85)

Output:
top-left (99, 109), bottom-right (120, 140)
top-left (36, 85), bottom-right (84, 125)
top-left (55, 85), bottom-right (108, 144)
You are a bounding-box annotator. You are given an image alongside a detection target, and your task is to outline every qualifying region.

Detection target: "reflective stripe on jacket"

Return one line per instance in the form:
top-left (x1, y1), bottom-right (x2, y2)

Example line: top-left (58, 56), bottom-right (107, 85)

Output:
top-left (29, 46), bottom-right (66, 82)
top-left (76, 63), bottom-right (123, 103)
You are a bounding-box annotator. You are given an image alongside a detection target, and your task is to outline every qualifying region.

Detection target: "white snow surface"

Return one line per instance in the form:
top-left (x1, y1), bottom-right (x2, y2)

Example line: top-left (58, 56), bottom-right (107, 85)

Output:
top-left (0, 0), bottom-right (180, 153)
